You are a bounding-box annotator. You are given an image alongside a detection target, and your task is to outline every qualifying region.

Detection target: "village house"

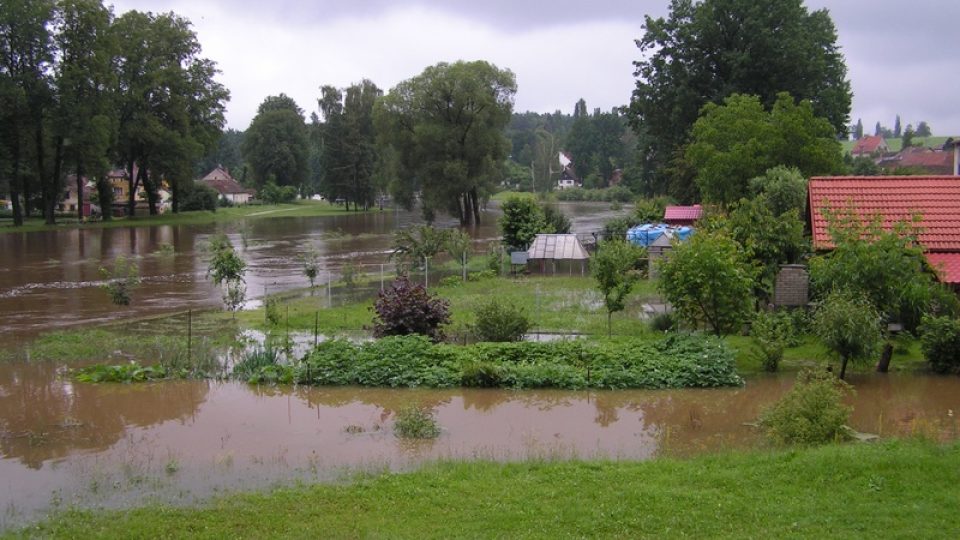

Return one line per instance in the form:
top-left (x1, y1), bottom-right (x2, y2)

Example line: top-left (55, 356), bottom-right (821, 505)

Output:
top-left (850, 135), bottom-right (888, 157)
top-left (808, 175), bottom-right (960, 288)
top-left (200, 166), bottom-right (254, 204)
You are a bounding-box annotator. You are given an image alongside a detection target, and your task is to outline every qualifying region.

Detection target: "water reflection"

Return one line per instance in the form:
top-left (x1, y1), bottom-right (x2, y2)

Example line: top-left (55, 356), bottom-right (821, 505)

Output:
top-left (0, 371), bottom-right (959, 528)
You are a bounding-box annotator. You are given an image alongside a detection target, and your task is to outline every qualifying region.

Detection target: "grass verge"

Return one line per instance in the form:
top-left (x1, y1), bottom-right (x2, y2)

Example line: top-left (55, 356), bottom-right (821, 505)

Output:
top-left (0, 200), bottom-right (362, 234)
top-left (13, 440), bottom-right (959, 538)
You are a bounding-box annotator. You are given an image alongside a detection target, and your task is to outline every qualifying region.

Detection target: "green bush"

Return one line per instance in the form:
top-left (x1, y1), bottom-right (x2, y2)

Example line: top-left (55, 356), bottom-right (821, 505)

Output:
top-left (180, 182), bottom-right (219, 211)
top-left (290, 334), bottom-right (742, 390)
top-left (260, 182), bottom-right (298, 204)
top-left (648, 312), bottom-right (675, 332)
top-left (759, 370), bottom-right (853, 446)
top-left (919, 316), bottom-right (960, 374)
top-left (75, 363), bottom-right (174, 383)
top-left (473, 298), bottom-right (531, 342)
top-left (751, 310), bottom-right (794, 372)
top-left (232, 346), bottom-right (281, 379)
top-left (394, 406), bottom-right (441, 439)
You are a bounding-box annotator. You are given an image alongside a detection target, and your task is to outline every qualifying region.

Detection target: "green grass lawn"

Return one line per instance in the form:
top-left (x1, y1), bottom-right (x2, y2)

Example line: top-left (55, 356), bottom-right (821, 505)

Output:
top-left (12, 440), bottom-right (959, 539)
top-left (0, 200), bottom-right (361, 234)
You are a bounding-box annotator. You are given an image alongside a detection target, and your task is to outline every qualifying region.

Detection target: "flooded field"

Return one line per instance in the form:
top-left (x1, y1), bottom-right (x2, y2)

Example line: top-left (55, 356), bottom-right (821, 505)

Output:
top-left (0, 202), bottom-right (624, 342)
top-left (2, 362), bottom-right (959, 528)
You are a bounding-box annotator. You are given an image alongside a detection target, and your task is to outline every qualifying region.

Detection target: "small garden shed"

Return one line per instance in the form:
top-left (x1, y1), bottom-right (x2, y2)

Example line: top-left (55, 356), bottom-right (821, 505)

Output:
top-left (526, 234), bottom-right (590, 275)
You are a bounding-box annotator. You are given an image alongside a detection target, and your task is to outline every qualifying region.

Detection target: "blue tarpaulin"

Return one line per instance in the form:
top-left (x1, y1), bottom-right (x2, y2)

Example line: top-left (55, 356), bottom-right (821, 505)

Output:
top-left (625, 224), bottom-right (693, 247)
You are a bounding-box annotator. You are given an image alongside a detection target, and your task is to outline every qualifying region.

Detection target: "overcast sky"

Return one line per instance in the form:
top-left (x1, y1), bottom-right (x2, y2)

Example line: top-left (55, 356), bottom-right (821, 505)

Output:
top-left (108, 0), bottom-right (960, 136)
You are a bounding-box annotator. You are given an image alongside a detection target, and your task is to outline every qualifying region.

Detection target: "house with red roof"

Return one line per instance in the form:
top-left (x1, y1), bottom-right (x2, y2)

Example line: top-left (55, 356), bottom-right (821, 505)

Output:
top-left (878, 147), bottom-right (954, 175)
top-left (200, 166), bottom-right (254, 204)
top-left (808, 175), bottom-right (960, 285)
top-left (663, 205), bottom-right (702, 226)
top-left (851, 135), bottom-right (888, 157)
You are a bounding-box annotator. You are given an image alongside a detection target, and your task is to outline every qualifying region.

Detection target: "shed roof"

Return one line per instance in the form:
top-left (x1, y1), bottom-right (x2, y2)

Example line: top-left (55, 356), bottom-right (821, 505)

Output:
top-left (201, 166), bottom-right (253, 195)
top-left (663, 205), bottom-right (702, 222)
top-left (809, 176), bottom-right (960, 251)
top-left (526, 234), bottom-right (590, 260)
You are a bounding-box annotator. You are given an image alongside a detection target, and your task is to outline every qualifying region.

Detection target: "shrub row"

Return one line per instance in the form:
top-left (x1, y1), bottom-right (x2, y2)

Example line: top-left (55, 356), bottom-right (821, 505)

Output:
top-left (241, 334), bottom-right (743, 390)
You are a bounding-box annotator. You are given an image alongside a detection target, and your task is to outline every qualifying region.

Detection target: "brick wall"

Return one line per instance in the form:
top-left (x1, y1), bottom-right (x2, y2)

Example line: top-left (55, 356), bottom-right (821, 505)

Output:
top-left (774, 264), bottom-right (809, 307)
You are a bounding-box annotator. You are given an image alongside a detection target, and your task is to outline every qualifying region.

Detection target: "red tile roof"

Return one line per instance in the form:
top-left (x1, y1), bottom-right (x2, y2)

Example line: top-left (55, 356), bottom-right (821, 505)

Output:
top-left (882, 148), bottom-right (954, 174)
top-left (809, 176), bottom-right (960, 251)
top-left (925, 253), bottom-right (960, 284)
top-left (663, 205), bottom-right (703, 221)
top-left (851, 135), bottom-right (886, 155)
top-left (201, 167), bottom-right (252, 195)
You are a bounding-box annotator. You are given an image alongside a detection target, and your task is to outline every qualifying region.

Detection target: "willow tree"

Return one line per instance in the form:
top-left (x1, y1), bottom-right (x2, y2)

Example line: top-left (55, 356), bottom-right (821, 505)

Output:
top-left (375, 61), bottom-right (516, 226)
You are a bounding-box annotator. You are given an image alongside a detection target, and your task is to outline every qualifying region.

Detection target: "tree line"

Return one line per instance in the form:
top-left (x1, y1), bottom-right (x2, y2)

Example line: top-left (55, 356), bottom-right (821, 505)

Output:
top-left (0, 0), bottom-right (229, 225)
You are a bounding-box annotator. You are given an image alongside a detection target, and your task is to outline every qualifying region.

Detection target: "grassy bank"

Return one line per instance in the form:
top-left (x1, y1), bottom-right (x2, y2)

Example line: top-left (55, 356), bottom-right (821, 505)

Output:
top-left (13, 441), bottom-right (959, 538)
top-left (0, 200), bottom-right (362, 234)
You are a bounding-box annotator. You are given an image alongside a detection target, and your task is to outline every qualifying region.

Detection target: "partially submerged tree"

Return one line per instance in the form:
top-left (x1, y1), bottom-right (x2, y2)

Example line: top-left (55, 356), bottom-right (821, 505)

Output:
top-left (375, 60), bottom-right (516, 225)
top-left (207, 233), bottom-right (246, 317)
top-left (100, 255), bottom-right (139, 306)
top-left (592, 240), bottom-right (646, 336)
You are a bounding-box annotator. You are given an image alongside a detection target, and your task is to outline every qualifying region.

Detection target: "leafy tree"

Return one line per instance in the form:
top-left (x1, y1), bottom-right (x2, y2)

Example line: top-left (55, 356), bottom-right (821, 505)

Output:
top-left (749, 166), bottom-right (808, 217)
top-left (375, 61), bottom-right (516, 226)
top-left (686, 93), bottom-right (843, 206)
top-left (848, 156), bottom-right (880, 176)
top-left (242, 93), bottom-right (308, 189)
top-left (207, 234), bottom-right (246, 317)
top-left (100, 255), bottom-right (139, 306)
top-left (901, 124), bottom-right (915, 149)
top-left (915, 121), bottom-right (931, 137)
top-left (853, 118), bottom-right (863, 140)
top-left (196, 129), bottom-right (244, 177)
top-left (317, 80), bottom-right (381, 210)
top-left (259, 182), bottom-right (297, 204)
top-left (391, 225), bottom-right (449, 269)
top-left (894, 114), bottom-right (902, 138)
top-left (53, 0), bottom-right (116, 223)
top-left (541, 204), bottom-right (571, 234)
top-left (112, 10), bottom-right (228, 216)
top-left (809, 213), bottom-right (957, 333)
top-left (813, 291), bottom-right (882, 380)
top-left (658, 231), bottom-right (755, 336)
top-left (629, 0), bottom-right (850, 196)
top-left (874, 121), bottom-right (881, 137)
top-left (300, 247), bottom-right (320, 289)
top-left (499, 196), bottom-right (545, 250)
top-left (721, 197), bottom-right (807, 300)
top-left (592, 240), bottom-right (645, 336)
top-left (372, 275), bottom-right (451, 342)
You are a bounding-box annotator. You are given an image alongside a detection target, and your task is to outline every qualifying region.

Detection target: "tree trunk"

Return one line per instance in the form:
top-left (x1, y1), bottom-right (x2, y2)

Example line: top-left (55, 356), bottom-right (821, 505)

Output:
top-left (38, 130), bottom-right (55, 225)
top-left (876, 342), bottom-right (894, 373)
top-left (839, 356), bottom-right (849, 380)
top-left (76, 162), bottom-right (85, 223)
top-left (470, 187), bottom-right (481, 226)
top-left (143, 167), bottom-right (158, 216)
top-left (96, 176), bottom-right (112, 221)
top-left (127, 160), bottom-right (137, 217)
top-left (171, 178), bottom-right (179, 213)
top-left (10, 142), bottom-right (23, 226)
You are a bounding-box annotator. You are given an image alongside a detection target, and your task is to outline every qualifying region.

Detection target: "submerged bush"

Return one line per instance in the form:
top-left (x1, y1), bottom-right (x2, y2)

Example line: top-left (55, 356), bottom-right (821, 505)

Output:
top-left (473, 298), bottom-right (531, 342)
top-left (919, 315), bottom-right (960, 374)
top-left (759, 370), bottom-right (853, 446)
top-left (75, 363), bottom-right (174, 383)
top-left (393, 406), bottom-right (441, 439)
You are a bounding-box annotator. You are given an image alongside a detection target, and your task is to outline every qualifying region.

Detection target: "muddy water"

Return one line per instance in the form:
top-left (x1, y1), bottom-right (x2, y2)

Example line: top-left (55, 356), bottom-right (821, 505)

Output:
top-left (2, 364), bottom-right (959, 528)
top-left (0, 202), bottom-right (625, 343)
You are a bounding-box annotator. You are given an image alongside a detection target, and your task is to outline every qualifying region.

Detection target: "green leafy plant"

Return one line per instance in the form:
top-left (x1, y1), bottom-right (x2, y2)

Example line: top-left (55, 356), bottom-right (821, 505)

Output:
top-left (919, 315), bottom-right (960, 374)
top-left (658, 230), bottom-right (756, 336)
top-left (473, 298), bottom-right (531, 342)
top-left (99, 255), bottom-right (140, 306)
top-left (813, 291), bottom-right (882, 380)
top-left (759, 369), bottom-right (853, 446)
top-left (300, 247), bottom-right (320, 289)
top-left (207, 234), bottom-right (247, 316)
top-left (391, 225), bottom-right (449, 268)
top-left (592, 240), bottom-right (646, 336)
top-left (751, 310), bottom-right (793, 372)
top-left (394, 406), bottom-right (441, 439)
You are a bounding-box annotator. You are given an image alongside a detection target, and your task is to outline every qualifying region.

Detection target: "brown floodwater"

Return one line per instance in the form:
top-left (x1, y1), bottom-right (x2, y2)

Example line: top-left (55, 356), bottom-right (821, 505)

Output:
top-left (1, 360), bottom-right (959, 529)
top-left (0, 202), bottom-right (626, 344)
